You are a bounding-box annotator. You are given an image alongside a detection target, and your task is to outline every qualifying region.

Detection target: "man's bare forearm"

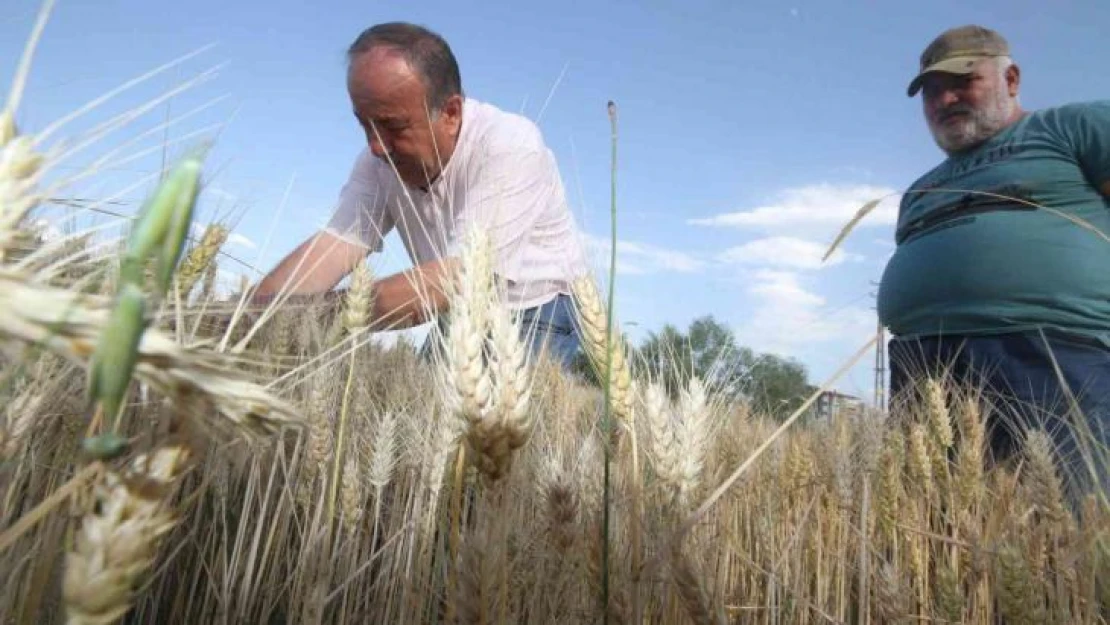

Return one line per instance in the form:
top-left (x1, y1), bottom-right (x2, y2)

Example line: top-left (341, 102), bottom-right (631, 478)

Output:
top-left (365, 258), bottom-right (458, 330)
top-left (252, 232), bottom-right (367, 305)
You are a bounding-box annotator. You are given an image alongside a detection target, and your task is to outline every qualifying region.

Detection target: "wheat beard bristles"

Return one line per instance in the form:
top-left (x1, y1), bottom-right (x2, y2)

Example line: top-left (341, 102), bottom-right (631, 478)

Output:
top-left (63, 445), bottom-right (190, 625)
top-left (0, 268), bottom-right (303, 438)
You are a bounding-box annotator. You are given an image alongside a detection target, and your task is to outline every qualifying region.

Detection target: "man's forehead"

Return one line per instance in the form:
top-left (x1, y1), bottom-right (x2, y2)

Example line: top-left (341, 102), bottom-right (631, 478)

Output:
top-left (348, 49), bottom-right (426, 105)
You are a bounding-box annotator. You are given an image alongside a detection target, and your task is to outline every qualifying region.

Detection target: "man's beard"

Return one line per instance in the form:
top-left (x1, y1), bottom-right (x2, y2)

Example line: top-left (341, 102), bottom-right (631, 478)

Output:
top-left (928, 90), bottom-right (1017, 155)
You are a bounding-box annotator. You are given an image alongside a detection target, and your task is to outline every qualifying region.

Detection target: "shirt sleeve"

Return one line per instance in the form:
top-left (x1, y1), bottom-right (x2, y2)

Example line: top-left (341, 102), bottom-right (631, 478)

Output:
top-left (1052, 100), bottom-right (1110, 191)
top-left (448, 143), bottom-right (560, 283)
top-left (323, 148), bottom-right (395, 251)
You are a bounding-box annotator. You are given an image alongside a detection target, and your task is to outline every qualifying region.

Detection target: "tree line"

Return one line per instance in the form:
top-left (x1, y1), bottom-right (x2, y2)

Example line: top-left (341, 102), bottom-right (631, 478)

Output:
top-left (572, 315), bottom-right (816, 420)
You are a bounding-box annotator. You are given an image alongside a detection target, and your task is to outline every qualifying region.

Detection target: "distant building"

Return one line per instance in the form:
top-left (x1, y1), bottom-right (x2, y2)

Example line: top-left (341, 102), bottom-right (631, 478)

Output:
top-left (814, 390), bottom-right (865, 421)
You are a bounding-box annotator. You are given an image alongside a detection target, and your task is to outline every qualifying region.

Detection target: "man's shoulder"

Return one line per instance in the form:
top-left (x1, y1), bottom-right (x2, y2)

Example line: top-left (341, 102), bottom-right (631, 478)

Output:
top-left (463, 98), bottom-right (546, 156)
top-left (1027, 99), bottom-right (1110, 131)
top-left (1034, 99), bottom-right (1110, 117)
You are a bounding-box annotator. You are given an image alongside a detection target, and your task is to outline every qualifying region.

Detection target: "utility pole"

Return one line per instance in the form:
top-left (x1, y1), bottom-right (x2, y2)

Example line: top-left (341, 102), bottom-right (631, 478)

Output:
top-left (869, 282), bottom-right (886, 413)
top-left (874, 320), bottom-right (886, 411)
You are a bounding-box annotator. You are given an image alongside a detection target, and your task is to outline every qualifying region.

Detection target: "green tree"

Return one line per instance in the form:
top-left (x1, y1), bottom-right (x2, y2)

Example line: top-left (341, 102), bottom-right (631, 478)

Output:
top-left (634, 315), bottom-right (813, 419)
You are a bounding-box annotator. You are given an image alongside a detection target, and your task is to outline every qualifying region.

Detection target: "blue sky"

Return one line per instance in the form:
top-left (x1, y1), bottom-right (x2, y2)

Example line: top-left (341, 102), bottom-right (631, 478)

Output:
top-left (3, 0), bottom-right (1108, 401)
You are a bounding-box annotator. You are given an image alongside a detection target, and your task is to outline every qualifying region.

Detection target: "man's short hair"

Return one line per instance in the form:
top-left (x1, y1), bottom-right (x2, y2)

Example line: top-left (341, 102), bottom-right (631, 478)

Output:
top-left (347, 22), bottom-right (463, 111)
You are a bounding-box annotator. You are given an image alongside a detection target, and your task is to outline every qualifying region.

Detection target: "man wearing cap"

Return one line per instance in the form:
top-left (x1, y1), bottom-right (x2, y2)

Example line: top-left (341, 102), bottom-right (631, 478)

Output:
top-left (877, 25), bottom-right (1110, 495)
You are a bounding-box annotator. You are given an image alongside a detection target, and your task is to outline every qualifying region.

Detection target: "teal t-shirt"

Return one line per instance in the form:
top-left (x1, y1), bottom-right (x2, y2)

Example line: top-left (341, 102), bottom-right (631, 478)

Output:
top-left (877, 100), bottom-right (1110, 343)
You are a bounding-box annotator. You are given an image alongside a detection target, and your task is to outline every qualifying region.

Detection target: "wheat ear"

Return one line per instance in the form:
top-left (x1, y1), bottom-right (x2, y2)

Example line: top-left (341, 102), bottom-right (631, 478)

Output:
top-left (570, 274), bottom-right (635, 432)
top-left (63, 445), bottom-right (190, 625)
top-left (442, 226), bottom-right (493, 428)
top-left (1023, 430), bottom-right (1070, 527)
top-left (670, 545), bottom-right (726, 625)
top-left (174, 223), bottom-right (227, 300)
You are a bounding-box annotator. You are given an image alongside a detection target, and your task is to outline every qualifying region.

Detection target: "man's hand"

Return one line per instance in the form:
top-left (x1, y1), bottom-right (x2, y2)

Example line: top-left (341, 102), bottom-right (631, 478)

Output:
top-left (1100, 181), bottom-right (1110, 199)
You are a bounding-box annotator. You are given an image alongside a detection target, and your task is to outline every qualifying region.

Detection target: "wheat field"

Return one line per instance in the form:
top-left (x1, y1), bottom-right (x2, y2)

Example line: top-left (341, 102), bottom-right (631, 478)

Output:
top-left (2, 8), bottom-right (1109, 625)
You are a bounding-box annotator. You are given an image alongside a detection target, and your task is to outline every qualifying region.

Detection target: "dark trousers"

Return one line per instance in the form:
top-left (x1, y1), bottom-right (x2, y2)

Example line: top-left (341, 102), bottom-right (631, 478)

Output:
top-left (888, 330), bottom-right (1110, 500)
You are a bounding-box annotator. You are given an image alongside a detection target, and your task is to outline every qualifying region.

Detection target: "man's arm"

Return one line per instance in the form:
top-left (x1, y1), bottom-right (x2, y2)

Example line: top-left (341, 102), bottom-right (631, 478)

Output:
top-left (366, 257), bottom-right (460, 330)
top-left (251, 231), bottom-right (368, 305)
top-left (250, 232), bottom-right (457, 331)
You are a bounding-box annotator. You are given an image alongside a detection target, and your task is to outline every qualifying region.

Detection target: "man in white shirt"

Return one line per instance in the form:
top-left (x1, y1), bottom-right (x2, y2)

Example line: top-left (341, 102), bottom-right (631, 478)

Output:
top-left (251, 22), bottom-right (590, 367)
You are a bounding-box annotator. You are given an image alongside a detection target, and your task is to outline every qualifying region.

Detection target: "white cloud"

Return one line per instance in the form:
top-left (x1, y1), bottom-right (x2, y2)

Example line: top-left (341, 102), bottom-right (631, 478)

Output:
top-left (733, 269), bottom-right (875, 358)
top-left (584, 234), bottom-right (705, 276)
top-left (227, 232), bottom-right (257, 250)
top-left (717, 236), bottom-right (861, 270)
top-left (191, 222), bottom-right (257, 250)
top-left (688, 183), bottom-right (900, 231)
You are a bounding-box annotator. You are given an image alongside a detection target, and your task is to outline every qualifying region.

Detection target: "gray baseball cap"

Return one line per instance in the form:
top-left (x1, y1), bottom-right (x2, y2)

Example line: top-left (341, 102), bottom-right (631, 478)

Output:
top-left (907, 25), bottom-right (1010, 97)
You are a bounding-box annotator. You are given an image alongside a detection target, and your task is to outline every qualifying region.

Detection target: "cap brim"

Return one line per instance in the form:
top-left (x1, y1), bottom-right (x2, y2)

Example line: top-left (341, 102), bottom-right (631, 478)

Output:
top-left (906, 56), bottom-right (988, 97)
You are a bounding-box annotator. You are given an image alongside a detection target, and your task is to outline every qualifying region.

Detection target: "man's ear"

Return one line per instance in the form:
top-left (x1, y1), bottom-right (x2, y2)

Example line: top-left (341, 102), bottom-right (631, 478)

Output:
top-left (439, 94), bottom-right (464, 135)
top-left (1006, 63), bottom-right (1021, 97)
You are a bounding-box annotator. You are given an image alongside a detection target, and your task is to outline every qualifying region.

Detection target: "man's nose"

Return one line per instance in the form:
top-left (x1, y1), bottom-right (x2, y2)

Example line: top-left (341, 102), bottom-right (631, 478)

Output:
top-left (369, 133), bottom-right (391, 159)
top-left (938, 89), bottom-right (961, 108)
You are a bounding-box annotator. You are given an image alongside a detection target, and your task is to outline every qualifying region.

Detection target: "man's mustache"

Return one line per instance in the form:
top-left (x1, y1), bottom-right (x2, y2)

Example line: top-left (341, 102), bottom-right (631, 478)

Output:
top-left (936, 104), bottom-right (975, 122)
